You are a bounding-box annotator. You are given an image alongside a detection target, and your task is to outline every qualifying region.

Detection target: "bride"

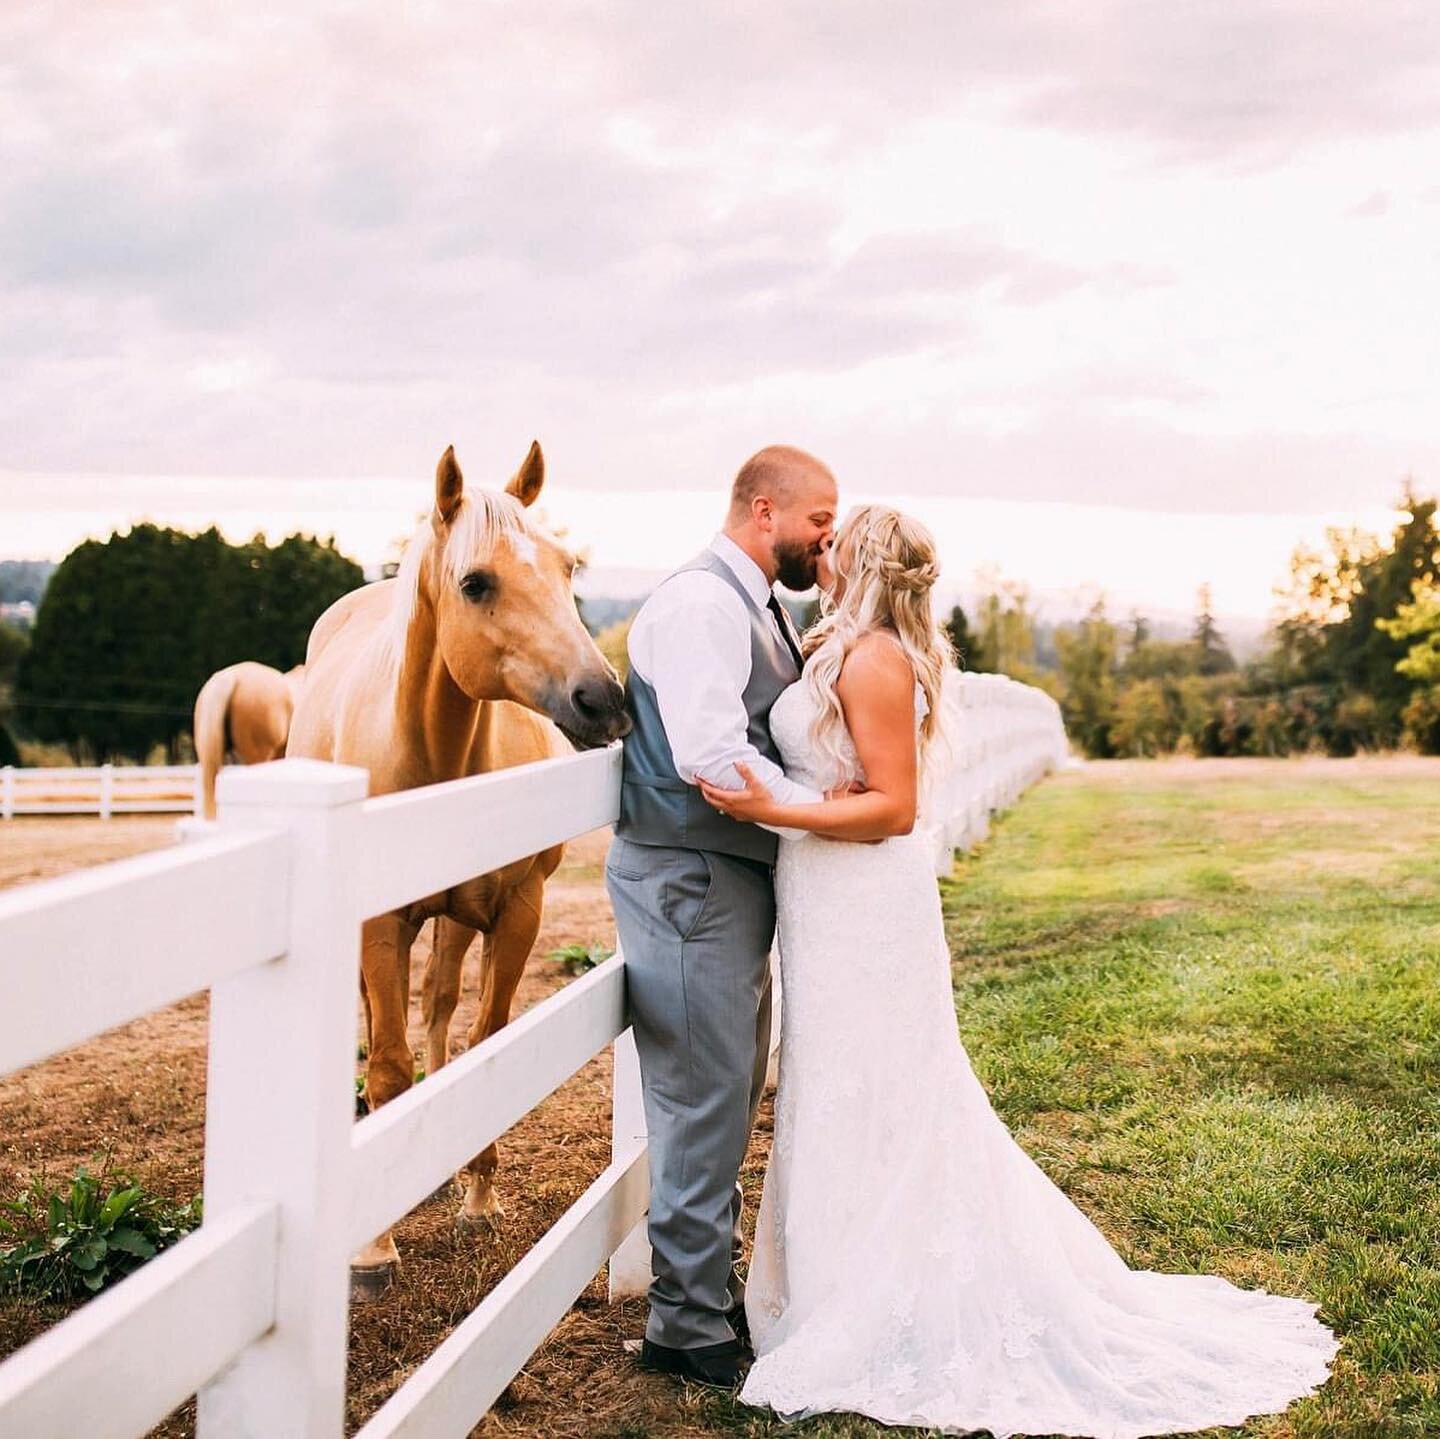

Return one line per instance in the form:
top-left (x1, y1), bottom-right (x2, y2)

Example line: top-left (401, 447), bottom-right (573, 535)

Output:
top-left (697, 505), bottom-right (1338, 1438)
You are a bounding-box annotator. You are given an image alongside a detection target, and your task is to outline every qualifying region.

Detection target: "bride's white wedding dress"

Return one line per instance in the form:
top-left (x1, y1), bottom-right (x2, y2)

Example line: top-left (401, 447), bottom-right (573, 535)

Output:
top-left (739, 672), bottom-right (1338, 1438)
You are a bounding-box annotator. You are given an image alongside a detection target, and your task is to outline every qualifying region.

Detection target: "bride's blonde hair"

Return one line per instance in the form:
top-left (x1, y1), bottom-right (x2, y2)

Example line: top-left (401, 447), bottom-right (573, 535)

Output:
top-left (800, 504), bottom-right (955, 787)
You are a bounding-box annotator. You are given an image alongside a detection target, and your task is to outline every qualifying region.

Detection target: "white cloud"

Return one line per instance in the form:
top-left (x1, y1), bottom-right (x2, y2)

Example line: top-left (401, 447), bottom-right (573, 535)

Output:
top-left (3, 0), bottom-right (1439, 603)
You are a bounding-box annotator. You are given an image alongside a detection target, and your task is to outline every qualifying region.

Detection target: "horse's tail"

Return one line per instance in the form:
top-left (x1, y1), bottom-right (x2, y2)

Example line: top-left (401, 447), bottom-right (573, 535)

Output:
top-left (193, 665), bottom-right (241, 820)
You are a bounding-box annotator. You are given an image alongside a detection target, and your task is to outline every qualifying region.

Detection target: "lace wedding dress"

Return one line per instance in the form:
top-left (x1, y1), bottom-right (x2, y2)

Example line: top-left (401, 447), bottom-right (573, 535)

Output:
top-left (739, 673), bottom-right (1338, 1437)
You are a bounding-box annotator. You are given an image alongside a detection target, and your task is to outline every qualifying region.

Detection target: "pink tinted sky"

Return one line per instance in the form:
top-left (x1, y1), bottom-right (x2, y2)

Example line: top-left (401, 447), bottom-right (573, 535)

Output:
top-left (2, 3), bottom-right (1437, 615)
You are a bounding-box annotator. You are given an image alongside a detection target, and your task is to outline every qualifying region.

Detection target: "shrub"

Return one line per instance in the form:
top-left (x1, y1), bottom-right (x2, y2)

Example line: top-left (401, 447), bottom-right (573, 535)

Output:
top-left (0, 1166), bottom-right (201, 1301)
top-left (594, 619), bottom-right (633, 683)
top-left (1334, 691), bottom-right (1383, 752)
top-left (1111, 679), bottom-right (1173, 757)
top-left (1400, 684), bottom-right (1440, 754)
top-left (550, 941), bottom-right (615, 976)
top-left (1247, 699), bottom-right (1291, 757)
top-left (15, 739), bottom-right (75, 767)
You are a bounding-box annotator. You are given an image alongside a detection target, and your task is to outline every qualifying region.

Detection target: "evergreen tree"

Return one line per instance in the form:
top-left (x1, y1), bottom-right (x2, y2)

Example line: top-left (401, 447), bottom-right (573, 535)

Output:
top-left (944, 604), bottom-right (976, 668)
top-left (1265, 488), bottom-right (1437, 745)
top-left (15, 527), bottom-right (363, 760)
top-left (0, 623), bottom-right (26, 690)
top-left (1330, 488), bottom-right (1439, 734)
top-left (974, 579), bottom-right (1038, 680)
top-left (1192, 583), bottom-right (1236, 676)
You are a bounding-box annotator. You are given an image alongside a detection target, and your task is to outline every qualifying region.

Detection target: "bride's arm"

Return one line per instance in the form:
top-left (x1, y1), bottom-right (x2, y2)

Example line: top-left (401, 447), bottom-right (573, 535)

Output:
top-left (698, 635), bottom-right (918, 841)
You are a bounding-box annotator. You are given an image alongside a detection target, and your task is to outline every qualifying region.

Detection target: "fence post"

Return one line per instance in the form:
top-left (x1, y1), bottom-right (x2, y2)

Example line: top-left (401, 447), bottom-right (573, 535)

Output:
top-left (98, 763), bottom-right (114, 820)
top-left (197, 758), bottom-right (368, 1439)
top-left (607, 1020), bottom-right (652, 1301)
top-left (1, 767), bottom-right (11, 821)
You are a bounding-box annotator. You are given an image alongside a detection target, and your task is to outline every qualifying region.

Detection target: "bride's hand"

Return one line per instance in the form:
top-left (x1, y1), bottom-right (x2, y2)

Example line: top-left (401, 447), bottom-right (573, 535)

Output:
top-left (698, 763), bottom-right (776, 823)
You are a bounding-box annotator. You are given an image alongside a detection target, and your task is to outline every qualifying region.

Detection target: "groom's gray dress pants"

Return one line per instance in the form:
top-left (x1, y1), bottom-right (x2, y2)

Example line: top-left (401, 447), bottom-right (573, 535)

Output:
top-left (605, 835), bottom-right (775, 1350)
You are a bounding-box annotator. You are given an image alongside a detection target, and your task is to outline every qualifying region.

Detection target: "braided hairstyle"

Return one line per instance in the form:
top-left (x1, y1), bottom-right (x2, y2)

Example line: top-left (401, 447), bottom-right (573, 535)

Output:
top-left (800, 504), bottom-right (955, 790)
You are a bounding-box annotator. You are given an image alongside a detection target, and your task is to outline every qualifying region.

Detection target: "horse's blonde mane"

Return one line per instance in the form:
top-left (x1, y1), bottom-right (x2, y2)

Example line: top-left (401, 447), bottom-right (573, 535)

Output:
top-left (380, 489), bottom-right (537, 672)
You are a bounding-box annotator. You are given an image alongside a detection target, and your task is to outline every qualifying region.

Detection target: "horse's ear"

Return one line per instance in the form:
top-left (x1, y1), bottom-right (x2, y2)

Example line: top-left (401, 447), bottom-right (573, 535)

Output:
top-left (435, 445), bottom-right (464, 524)
top-left (506, 441), bottom-right (545, 508)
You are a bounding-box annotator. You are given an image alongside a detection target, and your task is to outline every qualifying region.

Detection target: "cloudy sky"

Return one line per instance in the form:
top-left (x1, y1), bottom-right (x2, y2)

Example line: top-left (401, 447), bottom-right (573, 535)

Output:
top-left (3, 2), bottom-right (1438, 617)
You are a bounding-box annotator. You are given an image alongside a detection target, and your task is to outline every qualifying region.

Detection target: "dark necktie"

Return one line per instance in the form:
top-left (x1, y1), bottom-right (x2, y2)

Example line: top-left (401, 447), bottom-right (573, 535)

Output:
top-left (767, 593), bottom-right (805, 673)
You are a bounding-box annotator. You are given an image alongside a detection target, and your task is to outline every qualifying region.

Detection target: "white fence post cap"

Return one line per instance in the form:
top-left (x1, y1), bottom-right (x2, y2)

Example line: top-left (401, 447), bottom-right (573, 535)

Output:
top-left (216, 757), bottom-right (369, 809)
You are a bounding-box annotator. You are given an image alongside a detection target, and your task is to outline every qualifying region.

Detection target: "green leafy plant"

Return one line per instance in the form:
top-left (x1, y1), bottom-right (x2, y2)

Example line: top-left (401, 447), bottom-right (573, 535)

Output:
top-left (355, 1066), bottom-right (427, 1115)
top-left (0, 1165), bottom-right (202, 1301)
top-left (550, 941), bottom-right (615, 976)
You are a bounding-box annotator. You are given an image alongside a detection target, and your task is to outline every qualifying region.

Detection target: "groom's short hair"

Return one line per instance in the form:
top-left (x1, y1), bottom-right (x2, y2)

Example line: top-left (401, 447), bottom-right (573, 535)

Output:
top-left (730, 445), bottom-right (833, 519)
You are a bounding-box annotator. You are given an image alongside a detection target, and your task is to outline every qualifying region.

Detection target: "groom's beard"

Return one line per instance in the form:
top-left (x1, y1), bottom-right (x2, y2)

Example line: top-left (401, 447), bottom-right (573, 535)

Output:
top-left (774, 540), bottom-right (820, 591)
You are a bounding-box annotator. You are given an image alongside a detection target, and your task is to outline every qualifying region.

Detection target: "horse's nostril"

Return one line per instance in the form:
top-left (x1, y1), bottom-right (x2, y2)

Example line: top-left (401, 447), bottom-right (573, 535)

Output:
top-left (572, 681), bottom-right (604, 719)
top-left (571, 676), bottom-right (627, 728)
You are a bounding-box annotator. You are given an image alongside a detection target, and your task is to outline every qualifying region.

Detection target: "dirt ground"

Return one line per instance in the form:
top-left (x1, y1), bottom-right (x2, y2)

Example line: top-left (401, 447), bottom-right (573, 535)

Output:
top-left (0, 814), bottom-right (776, 1438)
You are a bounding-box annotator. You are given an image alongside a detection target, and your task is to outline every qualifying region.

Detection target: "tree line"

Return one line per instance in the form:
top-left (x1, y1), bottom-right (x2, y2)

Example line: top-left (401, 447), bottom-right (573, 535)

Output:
top-left (5, 486), bottom-right (1438, 766)
top-left (2, 526), bottom-right (363, 762)
top-left (947, 486), bottom-right (1440, 758)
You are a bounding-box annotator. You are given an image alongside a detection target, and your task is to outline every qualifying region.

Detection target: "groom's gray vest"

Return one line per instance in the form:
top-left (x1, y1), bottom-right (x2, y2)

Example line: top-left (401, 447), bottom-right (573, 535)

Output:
top-left (616, 549), bottom-right (799, 864)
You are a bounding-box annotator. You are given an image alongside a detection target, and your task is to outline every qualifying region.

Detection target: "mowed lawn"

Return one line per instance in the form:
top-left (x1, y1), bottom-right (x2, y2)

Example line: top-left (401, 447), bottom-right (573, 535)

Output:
top-left (696, 756), bottom-right (1440, 1439)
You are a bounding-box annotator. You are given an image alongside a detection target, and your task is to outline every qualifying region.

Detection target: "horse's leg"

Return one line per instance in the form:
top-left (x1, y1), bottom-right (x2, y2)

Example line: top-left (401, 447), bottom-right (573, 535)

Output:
top-left (358, 966), bottom-right (373, 1069)
top-left (419, 916), bottom-right (477, 1200)
top-left (420, 917), bottom-right (476, 1077)
top-left (351, 910), bottom-right (419, 1300)
top-left (456, 874), bottom-right (546, 1231)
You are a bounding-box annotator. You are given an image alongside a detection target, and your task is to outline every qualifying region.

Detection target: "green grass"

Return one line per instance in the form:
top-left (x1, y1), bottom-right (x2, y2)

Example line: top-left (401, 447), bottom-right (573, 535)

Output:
top-left (691, 761), bottom-right (1440, 1439)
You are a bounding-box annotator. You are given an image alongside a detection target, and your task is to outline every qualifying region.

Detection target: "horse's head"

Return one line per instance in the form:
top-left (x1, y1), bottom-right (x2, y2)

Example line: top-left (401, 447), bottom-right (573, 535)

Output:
top-left (421, 443), bottom-right (629, 749)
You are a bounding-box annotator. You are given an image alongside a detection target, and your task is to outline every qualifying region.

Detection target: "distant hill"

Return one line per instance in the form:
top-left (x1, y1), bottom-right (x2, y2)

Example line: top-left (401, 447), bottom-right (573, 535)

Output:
top-left (0, 560), bottom-right (55, 607)
top-left (578, 593), bottom-right (645, 633)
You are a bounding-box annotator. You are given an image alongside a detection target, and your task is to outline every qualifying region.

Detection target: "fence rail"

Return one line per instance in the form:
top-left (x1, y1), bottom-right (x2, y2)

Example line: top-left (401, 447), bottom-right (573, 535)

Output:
top-left (0, 1201), bottom-right (279, 1439)
top-left (1, 763), bottom-right (201, 818)
top-left (0, 672), bottom-right (1069, 1439)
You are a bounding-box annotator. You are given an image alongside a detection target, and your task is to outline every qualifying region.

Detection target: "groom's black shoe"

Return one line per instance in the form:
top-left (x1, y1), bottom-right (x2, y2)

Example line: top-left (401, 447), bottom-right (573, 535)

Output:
top-left (638, 1337), bottom-right (751, 1388)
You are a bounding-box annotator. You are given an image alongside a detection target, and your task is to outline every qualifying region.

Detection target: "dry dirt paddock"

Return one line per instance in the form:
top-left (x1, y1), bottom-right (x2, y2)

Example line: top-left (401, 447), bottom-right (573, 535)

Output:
top-left (0, 814), bottom-right (768, 1438)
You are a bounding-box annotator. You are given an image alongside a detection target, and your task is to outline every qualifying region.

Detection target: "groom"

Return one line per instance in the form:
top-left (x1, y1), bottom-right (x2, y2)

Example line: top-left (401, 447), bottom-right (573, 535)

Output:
top-left (606, 445), bottom-right (838, 1386)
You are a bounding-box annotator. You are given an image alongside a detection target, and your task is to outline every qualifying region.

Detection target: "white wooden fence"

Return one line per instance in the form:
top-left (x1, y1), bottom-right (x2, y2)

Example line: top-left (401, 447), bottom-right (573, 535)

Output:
top-left (1, 764), bottom-right (201, 818)
top-left (927, 669), bottom-right (1070, 873)
top-left (0, 673), bottom-right (1068, 1439)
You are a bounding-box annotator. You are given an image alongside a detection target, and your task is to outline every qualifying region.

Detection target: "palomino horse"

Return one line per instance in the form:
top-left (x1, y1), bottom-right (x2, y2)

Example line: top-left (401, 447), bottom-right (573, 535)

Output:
top-left (193, 661), bottom-right (306, 819)
top-left (285, 441), bottom-right (628, 1297)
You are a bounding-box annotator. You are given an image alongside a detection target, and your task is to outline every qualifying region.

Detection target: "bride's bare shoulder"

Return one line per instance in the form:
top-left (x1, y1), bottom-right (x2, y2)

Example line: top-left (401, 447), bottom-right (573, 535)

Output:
top-left (836, 629), bottom-right (913, 697)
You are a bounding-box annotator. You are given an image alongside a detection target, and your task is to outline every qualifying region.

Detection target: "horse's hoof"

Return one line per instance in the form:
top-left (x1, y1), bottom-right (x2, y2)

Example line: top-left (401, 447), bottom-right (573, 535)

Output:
top-left (350, 1262), bottom-right (397, 1303)
top-left (455, 1207), bottom-right (502, 1236)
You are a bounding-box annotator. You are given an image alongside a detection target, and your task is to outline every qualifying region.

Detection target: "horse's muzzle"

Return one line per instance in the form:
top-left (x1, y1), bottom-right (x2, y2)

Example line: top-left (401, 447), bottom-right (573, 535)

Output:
top-left (552, 673), bottom-right (630, 750)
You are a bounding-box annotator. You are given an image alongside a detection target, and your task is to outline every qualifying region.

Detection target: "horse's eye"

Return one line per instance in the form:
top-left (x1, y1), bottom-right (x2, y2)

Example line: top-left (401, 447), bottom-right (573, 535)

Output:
top-left (460, 570), bottom-right (495, 602)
